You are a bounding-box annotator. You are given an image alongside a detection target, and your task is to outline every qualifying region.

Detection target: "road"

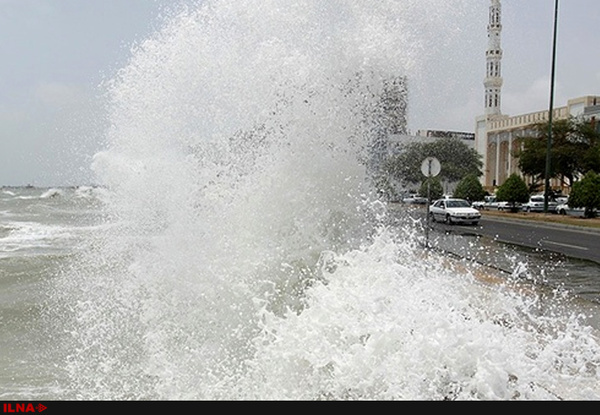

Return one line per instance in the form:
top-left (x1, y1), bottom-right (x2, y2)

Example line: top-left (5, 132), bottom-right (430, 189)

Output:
top-left (430, 214), bottom-right (600, 265)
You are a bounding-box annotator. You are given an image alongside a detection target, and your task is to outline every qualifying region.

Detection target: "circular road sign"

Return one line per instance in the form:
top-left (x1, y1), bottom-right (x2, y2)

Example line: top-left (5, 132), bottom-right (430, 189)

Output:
top-left (421, 157), bottom-right (441, 178)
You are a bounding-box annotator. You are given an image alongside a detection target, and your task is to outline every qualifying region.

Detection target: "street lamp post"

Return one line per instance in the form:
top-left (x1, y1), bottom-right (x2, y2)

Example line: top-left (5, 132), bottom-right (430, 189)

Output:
top-left (544, 0), bottom-right (559, 214)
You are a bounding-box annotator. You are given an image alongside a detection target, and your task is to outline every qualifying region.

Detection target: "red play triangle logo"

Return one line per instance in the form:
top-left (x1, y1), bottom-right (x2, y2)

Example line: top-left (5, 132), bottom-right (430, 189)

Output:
top-left (36, 404), bottom-right (47, 412)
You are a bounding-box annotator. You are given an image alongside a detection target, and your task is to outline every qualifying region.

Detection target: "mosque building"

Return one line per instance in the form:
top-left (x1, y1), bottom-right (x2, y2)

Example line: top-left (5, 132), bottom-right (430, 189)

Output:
top-left (474, 0), bottom-right (600, 191)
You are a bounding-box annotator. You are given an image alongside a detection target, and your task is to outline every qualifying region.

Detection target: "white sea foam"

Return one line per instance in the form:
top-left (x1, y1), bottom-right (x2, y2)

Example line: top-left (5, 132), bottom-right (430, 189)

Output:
top-left (0, 221), bottom-right (71, 252)
top-left (40, 188), bottom-right (64, 199)
top-left (51, 0), bottom-right (600, 400)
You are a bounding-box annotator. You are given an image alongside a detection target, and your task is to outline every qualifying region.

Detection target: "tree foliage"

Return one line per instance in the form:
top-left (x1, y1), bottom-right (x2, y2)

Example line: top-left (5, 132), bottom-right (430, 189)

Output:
top-left (515, 117), bottom-right (600, 188)
top-left (419, 177), bottom-right (443, 201)
top-left (453, 174), bottom-right (487, 202)
top-left (385, 137), bottom-right (483, 185)
top-left (568, 171), bottom-right (600, 218)
top-left (496, 174), bottom-right (530, 210)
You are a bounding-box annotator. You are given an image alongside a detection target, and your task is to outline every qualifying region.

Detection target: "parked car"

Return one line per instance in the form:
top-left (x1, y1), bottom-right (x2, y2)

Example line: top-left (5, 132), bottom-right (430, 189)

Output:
top-left (555, 202), bottom-right (585, 217)
top-left (474, 195), bottom-right (498, 210)
top-left (471, 200), bottom-right (485, 209)
top-left (497, 201), bottom-right (522, 211)
top-left (429, 198), bottom-right (481, 225)
top-left (555, 202), bottom-right (597, 217)
top-left (522, 195), bottom-right (558, 213)
top-left (402, 195), bottom-right (429, 205)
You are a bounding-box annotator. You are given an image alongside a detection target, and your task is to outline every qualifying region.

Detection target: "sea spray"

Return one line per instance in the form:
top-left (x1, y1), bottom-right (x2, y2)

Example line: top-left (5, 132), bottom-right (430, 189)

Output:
top-left (234, 228), bottom-right (599, 400)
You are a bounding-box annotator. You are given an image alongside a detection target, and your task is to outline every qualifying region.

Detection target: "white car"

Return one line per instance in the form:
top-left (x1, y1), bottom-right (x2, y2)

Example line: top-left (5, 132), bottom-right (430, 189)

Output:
top-left (497, 201), bottom-right (522, 211)
top-left (522, 195), bottom-right (558, 213)
top-left (471, 200), bottom-right (486, 209)
top-left (555, 203), bottom-right (585, 217)
top-left (475, 195), bottom-right (498, 210)
top-left (429, 198), bottom-right (481, 225)
top-left (402, 195), bottom-right (429, 205)
top-left (554, 202), bottom-right (597, 217)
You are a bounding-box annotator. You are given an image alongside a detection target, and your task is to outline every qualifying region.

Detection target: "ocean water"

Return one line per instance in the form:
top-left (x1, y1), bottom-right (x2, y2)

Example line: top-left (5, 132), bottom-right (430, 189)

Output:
top-left (2, 0), bottom-right (600, 400)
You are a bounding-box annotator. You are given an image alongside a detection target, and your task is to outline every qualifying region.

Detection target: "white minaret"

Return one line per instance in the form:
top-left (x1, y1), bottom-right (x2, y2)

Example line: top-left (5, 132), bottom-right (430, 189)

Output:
top-left (484, 0), bottom-right (503, 116)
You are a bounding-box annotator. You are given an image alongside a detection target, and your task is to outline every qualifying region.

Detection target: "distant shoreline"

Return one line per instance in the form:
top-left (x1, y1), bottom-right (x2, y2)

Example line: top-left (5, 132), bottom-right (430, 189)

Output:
top-left (1, 184), bottom-right (102, 189)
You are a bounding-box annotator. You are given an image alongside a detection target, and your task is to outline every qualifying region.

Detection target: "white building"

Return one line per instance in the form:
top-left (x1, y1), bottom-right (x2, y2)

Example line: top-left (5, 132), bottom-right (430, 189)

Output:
top-left (479, 96), bottom-right (600, 189)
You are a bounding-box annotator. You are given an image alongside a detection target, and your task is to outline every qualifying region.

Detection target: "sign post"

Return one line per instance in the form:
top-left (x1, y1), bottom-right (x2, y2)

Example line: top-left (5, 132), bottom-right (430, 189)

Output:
top-left (420, 157), bottom-right (441, 248)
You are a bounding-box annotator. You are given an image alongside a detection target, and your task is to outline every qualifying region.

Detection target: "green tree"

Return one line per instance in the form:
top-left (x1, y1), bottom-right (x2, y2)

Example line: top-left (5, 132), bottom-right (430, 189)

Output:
top-left (568, 171), bottom-right (600, 218)
top-left (453, 174), bottom-right (487, 202)
top-left (385, 137), bottom-right (483, 185)
top-left (496, 174), bottom-right (530, 212)
top-left (419, 177), bottom-right (443, 202)
top-left (515, 117), bottom-right (600, 189)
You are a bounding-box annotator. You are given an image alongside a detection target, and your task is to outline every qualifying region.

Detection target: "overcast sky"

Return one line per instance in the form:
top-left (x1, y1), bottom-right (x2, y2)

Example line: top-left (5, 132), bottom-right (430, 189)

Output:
top-left (1, 0), bottom-right (599, 187)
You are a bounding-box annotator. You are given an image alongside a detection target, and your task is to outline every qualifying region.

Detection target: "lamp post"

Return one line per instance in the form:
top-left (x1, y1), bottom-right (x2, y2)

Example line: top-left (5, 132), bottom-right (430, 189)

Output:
top-left (544, 0), bottom-right (559, 214)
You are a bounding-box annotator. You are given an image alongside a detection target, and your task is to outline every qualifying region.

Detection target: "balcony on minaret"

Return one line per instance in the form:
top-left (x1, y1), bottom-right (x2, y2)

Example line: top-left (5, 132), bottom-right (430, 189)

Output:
top-left (484, 77), bottom-right (503, 88)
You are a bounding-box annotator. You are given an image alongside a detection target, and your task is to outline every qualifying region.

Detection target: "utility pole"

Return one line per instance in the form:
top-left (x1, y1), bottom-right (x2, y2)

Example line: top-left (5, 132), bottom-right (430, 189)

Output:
top-left (544, 0), bottom-right (559, 214)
